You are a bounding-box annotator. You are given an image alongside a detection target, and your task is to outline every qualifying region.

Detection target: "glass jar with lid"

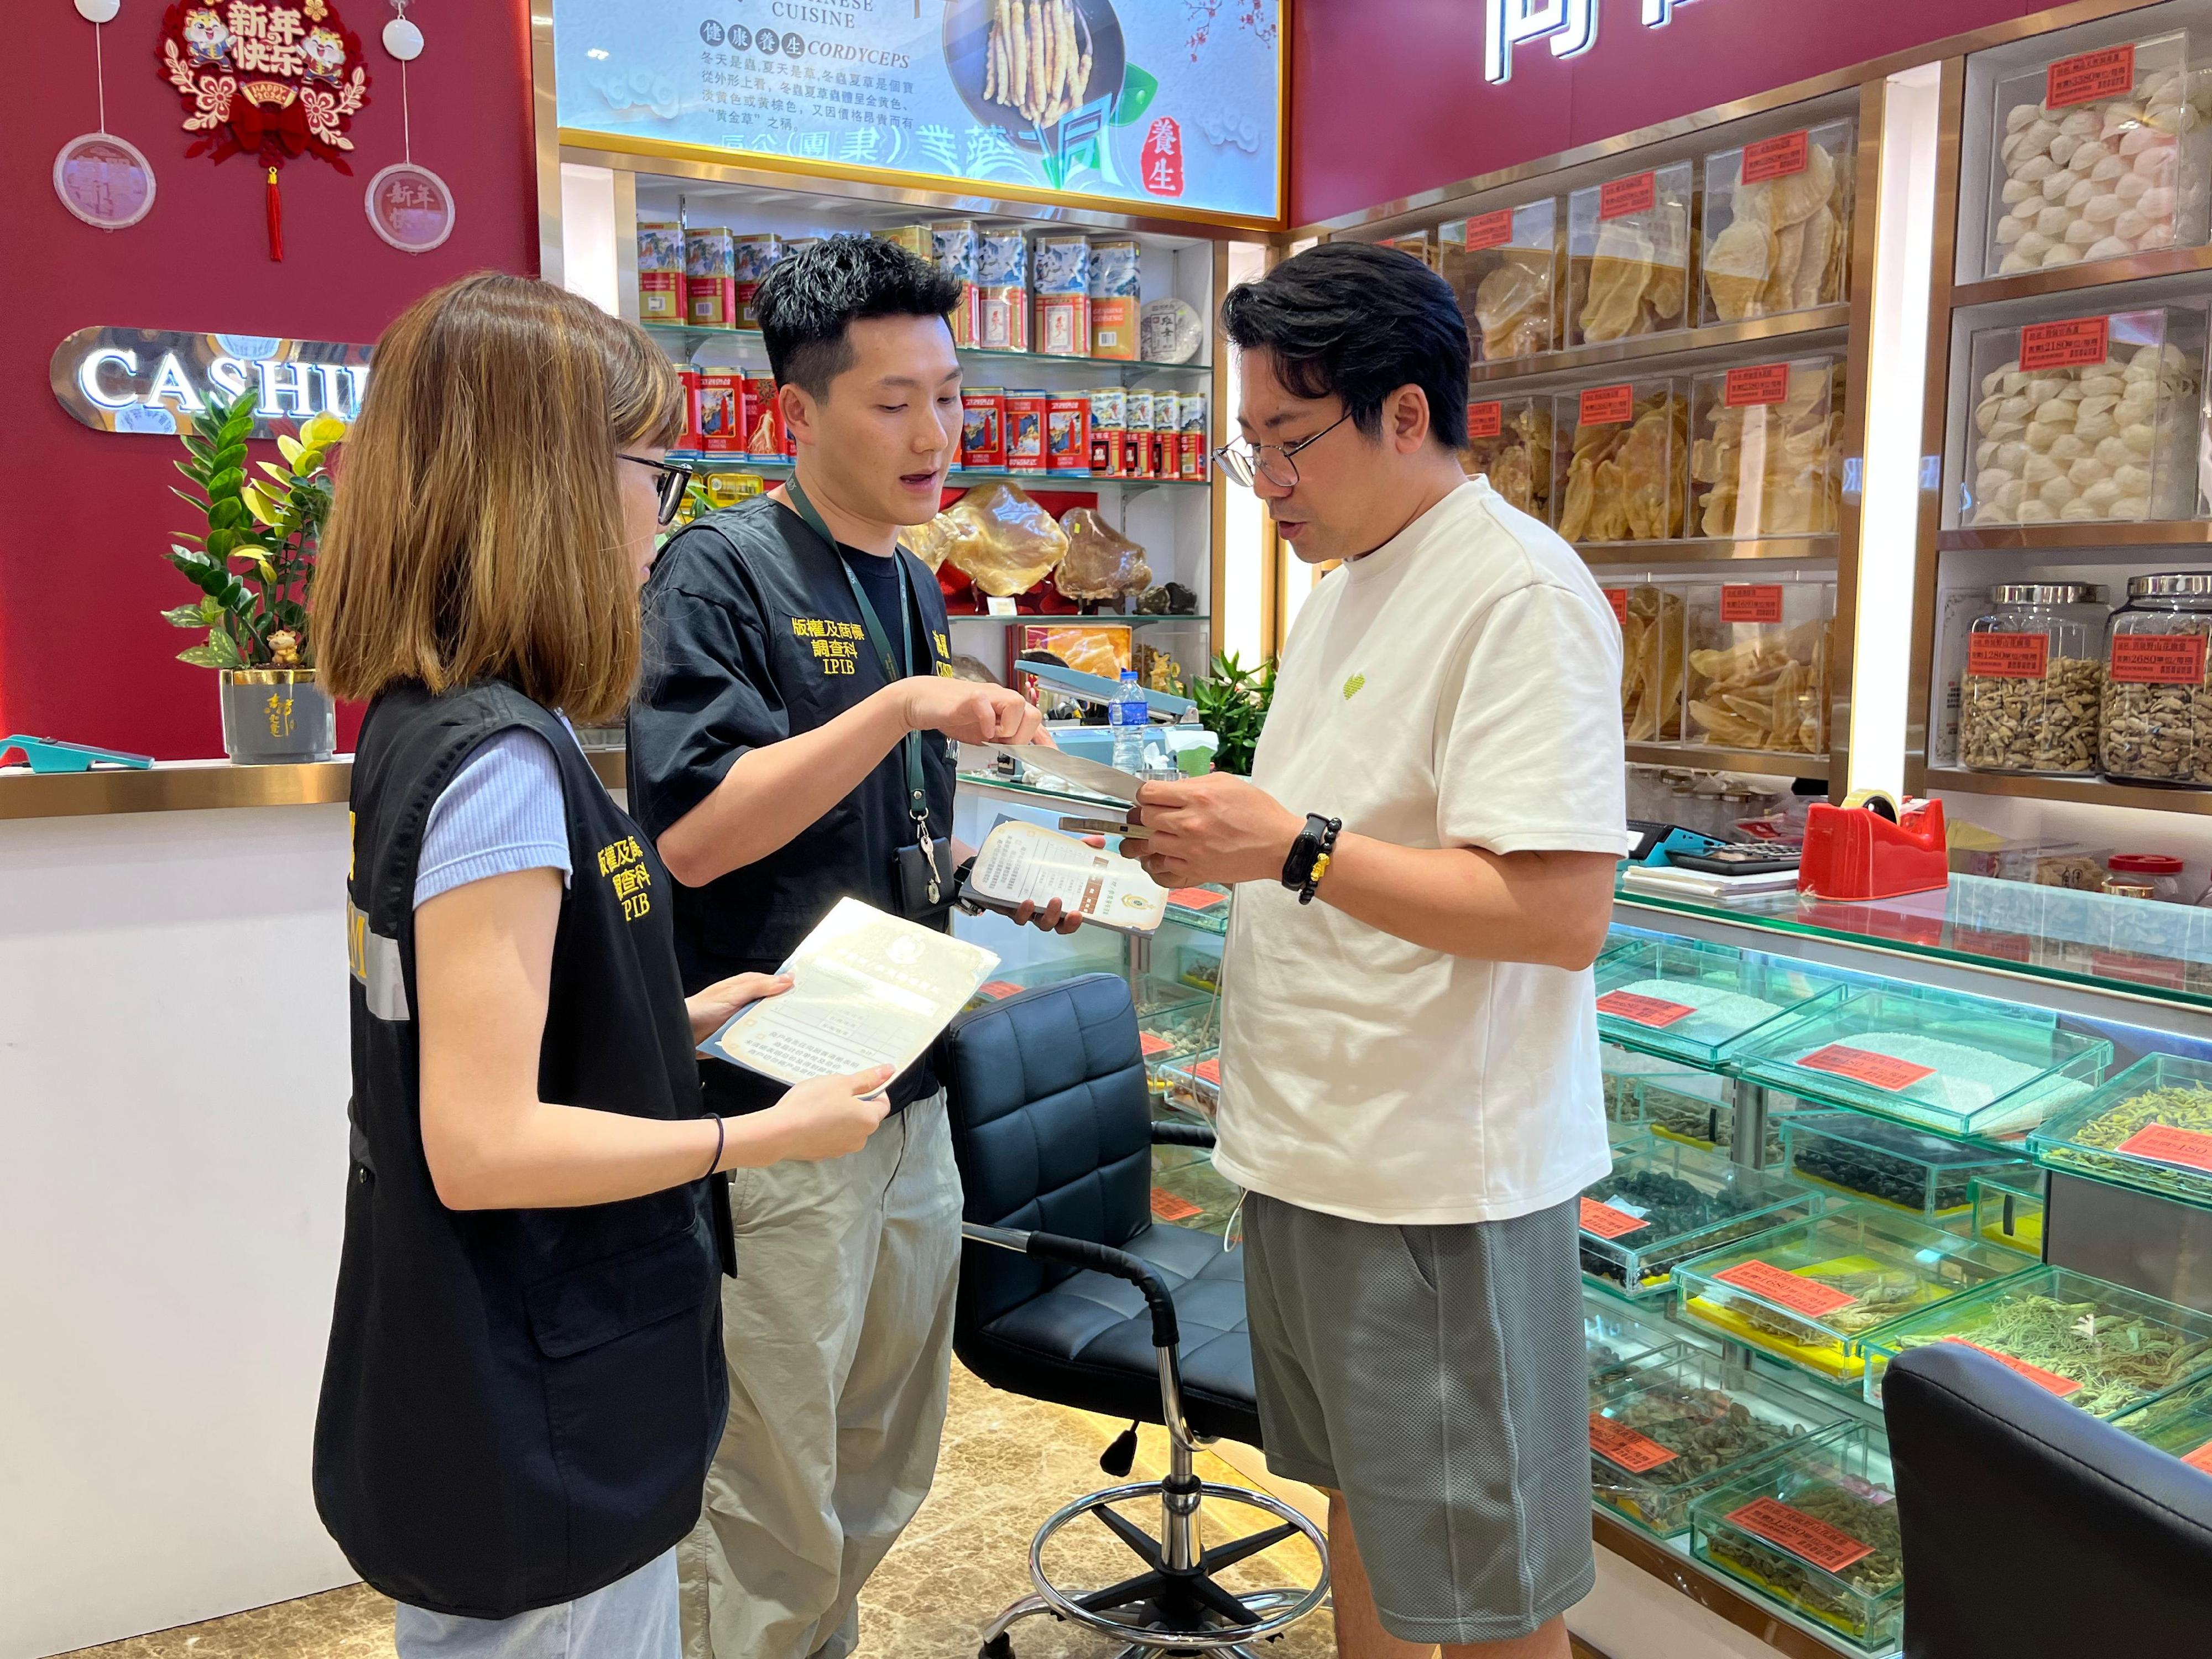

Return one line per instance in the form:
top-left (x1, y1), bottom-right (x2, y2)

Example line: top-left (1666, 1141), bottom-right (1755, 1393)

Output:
top-left (2107, 854), bottom-right (2188, 904)
top-left (2103, 574), bottom-right (2212, 786)
top-left (1958, 583), bottom-right (2106, 774)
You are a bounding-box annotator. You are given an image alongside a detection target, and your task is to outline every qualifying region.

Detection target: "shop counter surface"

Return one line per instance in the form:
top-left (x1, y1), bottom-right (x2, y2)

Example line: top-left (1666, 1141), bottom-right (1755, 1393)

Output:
top-left (0, 749), bottom-right (629, 819)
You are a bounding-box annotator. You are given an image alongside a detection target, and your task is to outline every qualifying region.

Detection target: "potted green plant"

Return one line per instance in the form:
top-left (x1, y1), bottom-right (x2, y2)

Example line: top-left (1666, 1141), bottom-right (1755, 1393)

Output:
top-left (1190, 651), bottom-right (1276, 776)
top-left (164, 394), bottom-right (345, 764)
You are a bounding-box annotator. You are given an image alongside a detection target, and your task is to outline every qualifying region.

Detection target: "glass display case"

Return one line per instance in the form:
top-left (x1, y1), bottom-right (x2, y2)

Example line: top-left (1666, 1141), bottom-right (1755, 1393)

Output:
top-left (1463, 394), bottom-right (1556, 522)
top-left (1955, 582), bottom-right (2108, 778)
top-left (1674, 1205), bottom-right (2031, 1387)
top-left (1689, 1426), bottom-right (1905, 1653)
top-left (2032, 1051), bottom-right (2212, 1211)
top-left (1593, 934), bottom-right (1850, 1066)
top-left (2100, 573), bottom-right (2212, 787)
top-left (1960, 305), bottom-right (2204, 529)
top-left (1159, 1050), bottom-right (1220, 1119)
top-left (1553, 379), bottom-right (1688, 544)
top-left (1971, 1168), bottom-right (2047, 1258)
top-left (1728, 980), bottom-right (2113, 1140)
top-left (1984, 31), bottom-right (2211, 279)
top-left (1136, 989), bottom-right (1218, 1092)
top-left (1567, 162), bottom-right (1695, 345)
top-left (1579, 1136), bottom-right (1825, 1301)
top-left (2111, 1370), bottom-right (2212, 1468)
top-left (1601, 1044), bottom-right (1788, 1161)
top-left (1688, 359), bottom-right (1844, 538)
top-left (1439, 200), bottom-right (1562, 364)
top-left (1781, 1111), bottom-right (2031, 1220)
top-left (1700, 118), bottom-right (1856, 324)
top-left (1611, 582), bottom-right (1692, 743)
top-left (1860, 1266), bottom-right (2212, 1416)
top-left (1585, 1294), bottom-right (1682, 1399)
top-left (1587, 1348), bottom-right (1853, 1539)
top-left (1684, 578), bottom-right (1837, 757)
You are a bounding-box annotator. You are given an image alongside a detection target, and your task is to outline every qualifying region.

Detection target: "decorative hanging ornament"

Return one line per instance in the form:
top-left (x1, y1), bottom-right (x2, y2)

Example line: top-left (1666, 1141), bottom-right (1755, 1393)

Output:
top-left (364, 0), bottom-right (453, 253)
top-left (58, 0), bottom-right (159, 231)
top-left (156, 0), bottom-right (371, 260)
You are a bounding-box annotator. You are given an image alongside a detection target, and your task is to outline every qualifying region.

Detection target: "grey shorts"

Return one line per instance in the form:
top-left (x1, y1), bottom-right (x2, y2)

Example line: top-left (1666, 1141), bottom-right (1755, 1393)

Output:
top-left (1242, 1192), bottom-right (1595, 1646)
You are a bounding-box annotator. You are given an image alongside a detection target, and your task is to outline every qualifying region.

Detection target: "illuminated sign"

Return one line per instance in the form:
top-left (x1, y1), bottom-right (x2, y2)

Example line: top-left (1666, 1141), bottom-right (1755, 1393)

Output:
top-left (49, 327), bottom-right (372, 439)
top-left (1486, 0), bottom-right (1700, 85)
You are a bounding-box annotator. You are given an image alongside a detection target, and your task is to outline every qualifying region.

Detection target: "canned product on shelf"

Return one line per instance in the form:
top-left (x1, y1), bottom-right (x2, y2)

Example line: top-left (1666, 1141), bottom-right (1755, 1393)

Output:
top-left (638, 221), bottom-right (687, 322)
top-left (685, 227), bottom-right (737, 327)
top-left (1438, 199), bottom-right (1563, 362)
top-left (1553, 378), bottom-right (1687, 543)
top-left (1958, 582), bottom-right (2107, 775)
top-left (1567, 163), bottom-right (1694, 345)
top-left (2101, 573), bottom-right (2212, 784)
top-left (1688, 358), bottom-right (1844, 538)
top-left (1700, 118), bottom-right (1857, 325)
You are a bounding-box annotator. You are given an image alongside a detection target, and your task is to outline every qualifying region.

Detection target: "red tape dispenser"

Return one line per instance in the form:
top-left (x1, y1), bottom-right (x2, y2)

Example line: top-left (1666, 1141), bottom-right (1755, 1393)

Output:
top-left (1799, 793), bottom-right (1949, 901)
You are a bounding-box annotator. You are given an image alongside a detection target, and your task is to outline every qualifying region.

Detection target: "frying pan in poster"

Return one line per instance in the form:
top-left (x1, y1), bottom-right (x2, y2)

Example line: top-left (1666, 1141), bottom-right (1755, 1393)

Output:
top-left (942, 0), bottom-right (1126, 153)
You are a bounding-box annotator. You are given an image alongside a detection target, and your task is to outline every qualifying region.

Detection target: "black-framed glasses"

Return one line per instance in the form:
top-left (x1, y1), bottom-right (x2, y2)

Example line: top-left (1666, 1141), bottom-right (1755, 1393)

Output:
top-left (1213, 410), bottom-right (1354, 491)
top-left (620, 453), bottom-right (695, 526)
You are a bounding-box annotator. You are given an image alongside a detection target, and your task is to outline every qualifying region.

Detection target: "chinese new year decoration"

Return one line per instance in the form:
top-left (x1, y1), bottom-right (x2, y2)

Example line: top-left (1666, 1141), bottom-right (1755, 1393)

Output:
top-left (158, 1), bottom-right (369, 259)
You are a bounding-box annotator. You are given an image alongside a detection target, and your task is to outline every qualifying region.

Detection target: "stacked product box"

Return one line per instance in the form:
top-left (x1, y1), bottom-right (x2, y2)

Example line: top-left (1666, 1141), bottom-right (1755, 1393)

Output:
top-left (696, 368), bottom-right (747, 456)
top-left (977, 227), bottom-right (1030, 351)
top-left (1125, 390), bottom-right (1156, 479)
top-left (1004, 390), bottom-right (1047, 473)
top-left (1089, 388), bottom-right (1125, 474)
top-left (961, 388), bottom-right (1006, 468)
top-left (1151, 393), bottom-right (1179, 479)
top-left (1046, 395), bottom-right (1091, 476)
top-left (685, 227), bottom-right (737, 328)
top-left (933, 221), bottom-right (979, 347)
top-left (731, 233), bottom-right (782, 329)
top-left (745, 373), bottom-right (785, 460)
top-left (1034, 232), bottom-right (1091, 357)
top-left (1088, 237), bottom-right (1141, 360)
top-left (638, 221), bottom-right (687, 322)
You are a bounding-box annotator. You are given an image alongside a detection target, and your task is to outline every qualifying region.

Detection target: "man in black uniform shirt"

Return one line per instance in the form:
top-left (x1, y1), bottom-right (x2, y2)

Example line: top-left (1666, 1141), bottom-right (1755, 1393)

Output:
top-left (628, 237), bottom-right (1070, 1659)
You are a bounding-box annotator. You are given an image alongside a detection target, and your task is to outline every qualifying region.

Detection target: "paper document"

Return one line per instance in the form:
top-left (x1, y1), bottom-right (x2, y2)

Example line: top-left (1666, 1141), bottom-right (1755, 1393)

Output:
top-left (960, 742), bottom-right (1144, 805)
top-left (699, 898), bottom-right (1000, 1086)
top-left (962, 817), bottom-right (1169, 935)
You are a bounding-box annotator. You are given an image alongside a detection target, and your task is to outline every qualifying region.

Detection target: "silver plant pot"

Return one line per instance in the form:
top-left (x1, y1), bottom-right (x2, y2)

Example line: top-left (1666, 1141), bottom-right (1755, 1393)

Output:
top-left (219, 669), bottom-right (336, 765)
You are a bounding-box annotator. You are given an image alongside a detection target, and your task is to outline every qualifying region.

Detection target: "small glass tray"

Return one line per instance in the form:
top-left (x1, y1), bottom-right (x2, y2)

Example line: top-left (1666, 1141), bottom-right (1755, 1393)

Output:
top-left (2031, 1052), bottom-right (2212, 1212)
top-left (1138, 996), bottom-right (1217, 1085)
top-left (1588, 1347), bottom-right (1852, 1538)
top-left (1580, 1136), bottom-right (1825, 1302)
top-left (1728, 982), bottom-right (2112, 1140)
top-left (1970, 1170), bottom-right (2046, 1258)
top-left (1159, 1050), bottom-right (1220, 1119)
top-left (1585, 1293), bottom-right (1683, 1400)
top-left (1147, 1144), bottom-right (1239, 1235)
top-left (2112, 1371), bottom-right (2212, 1467)
top-left (1782, 1111), bottom-right (2030, 1219)
top-left (1860, 1266), bottom-right (2212, 1416)
top-left (1161, 884), bottom-right (1232, 936)
top-left (1593, 936), bottom-right (1850, 1065)
top-left (1689, 1426), bottom-right (1904, 1653)
top-left (1675, 1205), bottom-right (2031, 1387)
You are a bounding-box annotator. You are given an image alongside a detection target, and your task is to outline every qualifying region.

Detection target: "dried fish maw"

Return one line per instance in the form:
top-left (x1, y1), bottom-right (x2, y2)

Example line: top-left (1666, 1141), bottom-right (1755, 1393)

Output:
top-left (1581, 222), bottom-right (1655, 342)
top-left (939, 482), bottom-right (1071, 596)
top-left (1793, 206), bottom-right (1839, 309)
top-left (1053, 507), bottom-right (1150, 601)
top-left (1700, 481), bottom-right (1740, 537)
top-left (1762, 219), bottom-right (1807, 315)
top-left (1626, 587), bottom-right (1689, 738)
top-left (1474, 249), bottom-right (1553, 358)
top-left (1616, 399), bottom-right (1685, 540)
top-left (1704, 218), bottom-right (1777, 322)
top-left (1642, 206), bottom-right (1691, 325)
top-left (1689, 698), bottom-right (1770, 748)
top-left (1769, 141), bottom-right (1838, 227)
top-left (897, 513), bottom-right (959, 572)
top-left (1557, 445), bottom-right (1603, 541)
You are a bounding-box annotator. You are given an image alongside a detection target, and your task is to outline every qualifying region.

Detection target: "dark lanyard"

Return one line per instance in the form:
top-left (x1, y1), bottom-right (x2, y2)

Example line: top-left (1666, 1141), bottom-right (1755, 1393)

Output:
top-left (781, 480), bottom-right (932, 843)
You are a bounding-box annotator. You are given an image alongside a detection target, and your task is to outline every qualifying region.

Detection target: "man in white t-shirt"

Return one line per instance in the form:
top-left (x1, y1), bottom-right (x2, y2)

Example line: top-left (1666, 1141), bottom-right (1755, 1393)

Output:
top-left (1129, 243), bottom-right (1632, 1659)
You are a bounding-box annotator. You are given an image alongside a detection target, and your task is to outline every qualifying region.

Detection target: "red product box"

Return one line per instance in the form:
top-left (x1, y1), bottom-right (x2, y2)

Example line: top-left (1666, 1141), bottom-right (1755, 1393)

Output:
top-left (697, 368), bottom-right (747, 455)
top-left (676, 364), bottom-right (706, 452)
top-left (1004, 391), bottom-right (1047, 472)
top-left (1036, 293), bottom-right (1091, 358)
top-left (1047, 396), bottom-right (1092, 474)
top-left (961, 389), bottom-right (1006, 469)
top-left (744, 374), bottom-right (783, 460)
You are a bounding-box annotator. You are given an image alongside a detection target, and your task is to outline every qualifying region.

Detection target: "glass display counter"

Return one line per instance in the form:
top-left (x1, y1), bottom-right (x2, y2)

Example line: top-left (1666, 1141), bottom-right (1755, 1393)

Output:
top-left (1970, 1168), bottom-right (2047, 1258)
top-left (1781, 1111), bottom-right (2030, 1220)
top-left (2031, 1052), bottom-right (2212, 1211)
top-left (1580, 1135), bottom-right (1825, 1301)
top-left (2112, 1371), bottom-right (2212, 1468)
top-left (1594, 934), bottom-right (1851, 1066)
top-left (1586, 1294), bottom-right (1684, 1397)
top-left (1673, 1206), bottom-right (2030, 1387)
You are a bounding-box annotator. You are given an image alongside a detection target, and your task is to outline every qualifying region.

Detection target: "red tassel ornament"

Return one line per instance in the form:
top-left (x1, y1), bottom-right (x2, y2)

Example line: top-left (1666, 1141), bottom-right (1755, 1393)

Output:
top-left (265, 167), bottom-right (284, 261)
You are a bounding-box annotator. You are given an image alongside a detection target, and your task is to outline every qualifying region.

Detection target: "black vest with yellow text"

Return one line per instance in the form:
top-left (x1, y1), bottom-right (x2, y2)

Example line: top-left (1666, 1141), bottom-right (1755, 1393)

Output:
top-left (314, 681), bottom-right (726, 1618)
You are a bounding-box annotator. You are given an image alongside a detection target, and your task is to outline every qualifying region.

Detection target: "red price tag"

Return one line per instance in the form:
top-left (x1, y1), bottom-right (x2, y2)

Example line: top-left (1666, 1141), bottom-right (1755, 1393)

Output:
top-left (2091, 950), bottom-right (2188, 991)
top-left (1715, 1259), bottom-right (1861, 1320)
top-left (1579, 1197), bottom-right (1651, 1239)
top-left (1464, 208), bottom-right (1515, 251)
top-left (1600, 171), bottom-right (1658, 220)
top-left (1966, 633), bottom-right (2052, 679)
top-left (1150, 1188), bottom-right (1203, 1223)
top-left (1943, 1337), bottom-right (2081, 1399)
top-left (2183, 1438), bottom-right (2212, 1476)
top-left (1721, 585), bottom-right (1786, 624)
top-left (1467, 400), bottom-right (1504, 441)
top-left (1140, 1031), bottom-right (1173, 1058)
top-left (2111, 633), bottom-right (2210, 686)
top-left (1580, 384), bottom-right (1635, 425)
top-left (1605, 587), bottom-right (1630, 627)
top-left (2047, 44), bottom-right (2136, 109)
top-left (1589, 1414), bottom-right (1679, 1473)
top-left (1167, 887), bottom-right (1226, 910)
top-left (1741, 131), bottom-right (1810, 184)
top-left (1797, 1044), bottom-right (1937, 1093)
top-left (1724, 1498), bottom-right (1875, 1574)
top-left (1140, 116), bottom-right (1185, 198)
top-left (1596, 989), bottom-right (1695, 1028)
top-left (1724, 364), bottom-right (1793, 408)
top-left (2117, 1122), bottom-right (2212, 1173)
top-left (1194, 1057), bottom-right (1220, 1086)
top-left (978, 980), bottom-right (1022, 1000)
top-left (2019, 317), bottom-right (2111, 372)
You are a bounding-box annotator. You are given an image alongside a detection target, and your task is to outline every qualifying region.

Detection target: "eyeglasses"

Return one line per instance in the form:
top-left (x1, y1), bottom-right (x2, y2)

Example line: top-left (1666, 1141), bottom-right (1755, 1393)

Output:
top-left (1212, 410), bottom-right (1354, 491)
top-left (620, 454), bottom-right (695, 526)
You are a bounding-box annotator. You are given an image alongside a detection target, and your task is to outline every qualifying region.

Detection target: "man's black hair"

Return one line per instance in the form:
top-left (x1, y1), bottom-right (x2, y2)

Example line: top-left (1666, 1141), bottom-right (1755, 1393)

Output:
top-left (1219, 242), bottom-right (1470, 451)
top-left (754, 233), bottom-right (963, 399)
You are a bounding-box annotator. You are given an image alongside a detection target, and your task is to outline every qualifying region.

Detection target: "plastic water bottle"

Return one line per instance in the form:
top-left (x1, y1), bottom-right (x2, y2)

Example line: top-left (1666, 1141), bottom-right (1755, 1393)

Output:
top-left (1110, 669), bottom-right (1148, 774)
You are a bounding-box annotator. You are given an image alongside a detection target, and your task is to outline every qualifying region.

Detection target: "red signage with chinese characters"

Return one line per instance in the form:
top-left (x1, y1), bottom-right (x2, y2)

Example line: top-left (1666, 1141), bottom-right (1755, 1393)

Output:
top-left (1721, 584), bottom-right (1786, 624)
top-left (2018, 317), bottom-right (2112, 372)
top-left (1579, 1197), bottom-right (1650, 1239)
top-left (2110, 634), bottom-right (2210, 686)
top-left (1724, 364), bottom-right (1792, 408)
top-left (1589, 1415), bottom-right (1678, 1473)
top-left (1467, 400), bottom-right (1504, 440)
top-left (1797, 1044), bottom-right (1937, 1092)
top-left (2048, 44), bottom-right (2136, 109)
top-left (1714, 1259), bottom-right (1861, 1320)
top-left (1464, 208), bottom-right (1515, 249)
top-left (1741, 131), bottom-right (1809, 183)
top-left (1966, 633), bottom-right (2052, 679)
top-left (1580, 384), bottom-right (1635, 425)
top-left (1595, 989), bottom-right (1694, 1028)
top-left (1724, 1498), bottom-right (1875, 1574)
top-left (1141, 117), bottom-right (1186, 198)
top-left (1600, 171), bottom-right (1657, 220)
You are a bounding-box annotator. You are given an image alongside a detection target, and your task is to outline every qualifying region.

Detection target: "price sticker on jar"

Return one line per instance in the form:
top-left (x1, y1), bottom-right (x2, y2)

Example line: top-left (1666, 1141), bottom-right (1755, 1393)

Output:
top-left (1580, 384), bottom-right (1636, 425)
top-left (1966, 632), bottom-right (2051, 679)
top-left (1714, 1258), bottom-right (1861, 1319)
top-left (2110, 633), bottom-right (2210, 685)
top-left (2019, 316), bottom-right (2112, 372)
top-left (1467, 400), bottom-right (1504, 441)
top-left (1741, 130), bottom-right (1810, 184)
top-left (1589, 1415), bottom-right (1678, 1473)
top-left (1595, 989), bottom-right (1694, 1027)
top-left (1599, 171), bottom-right (1657, 220)
top-left (1721, 584), bottom-right (1786, 624)
top-left (2047, 44), bottom-right (2136, 109)
top-left (1796, 1044), bottom-right (1936, 1092)
top-left (1724, 364), bottom-right (1792, 408)
top-left (1463, 208), bottom-right (1515, 251)
top-left (1723, 1498), bottom-right (1875, 1574)
top-left (1579, 1197), bottom-right (1650, 1239)
top-left (2116, 1122), bottom-right (2212, 1174)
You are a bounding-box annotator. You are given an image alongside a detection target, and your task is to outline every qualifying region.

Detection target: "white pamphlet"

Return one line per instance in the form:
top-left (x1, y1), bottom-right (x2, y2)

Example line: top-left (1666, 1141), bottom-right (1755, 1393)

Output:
top-left (699, 898), bottom-right (1000, 1086)
top-left (961, 817), bottom-right (1169, 935)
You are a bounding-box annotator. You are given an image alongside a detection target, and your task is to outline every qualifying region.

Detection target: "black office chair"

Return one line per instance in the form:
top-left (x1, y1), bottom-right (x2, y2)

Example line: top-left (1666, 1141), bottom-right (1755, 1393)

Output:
top-left (1884, 1340), bottom-right (2212, 1656)
top-left (940, 972), bottom-right (1328, 1659)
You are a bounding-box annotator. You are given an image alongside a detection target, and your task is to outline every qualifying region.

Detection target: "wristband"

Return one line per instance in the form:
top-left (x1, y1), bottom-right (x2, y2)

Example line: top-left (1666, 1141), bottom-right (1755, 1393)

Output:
top-left (702, 1112), bottom-right (726, 1179)
top-left (1281, 813), bottom-right (1342, 905)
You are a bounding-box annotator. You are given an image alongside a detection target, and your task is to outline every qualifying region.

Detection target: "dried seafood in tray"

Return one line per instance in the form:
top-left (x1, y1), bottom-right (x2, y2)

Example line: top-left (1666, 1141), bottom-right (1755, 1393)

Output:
top-left (1687, 593), bottom-right (1833, 755)
top-left (1702, 119), bottom-right (1856, 324)
top-left (1554, 382), bottom-right (1687, 544)
top-left (1440, 201), bottom-right (1562, 362)
top-left (1464, 395), bottom-right (1553, 520)
top-left (1569, 163), bottom-right (1694, 345)
top-left (1690, 360), bottom-right (1844, 538)
top-left (2032, 1053), bottom-right (2212, 1209)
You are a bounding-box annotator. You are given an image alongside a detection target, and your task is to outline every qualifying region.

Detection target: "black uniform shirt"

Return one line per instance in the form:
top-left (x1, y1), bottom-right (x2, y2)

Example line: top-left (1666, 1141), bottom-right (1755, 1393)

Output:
top-left (628, 494), bottom-right (959, 1115)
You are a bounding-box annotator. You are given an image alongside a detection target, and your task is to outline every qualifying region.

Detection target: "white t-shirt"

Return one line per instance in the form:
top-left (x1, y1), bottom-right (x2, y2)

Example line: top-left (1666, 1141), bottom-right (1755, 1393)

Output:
top-left (1212, 477), bottom-right (1632, 1227)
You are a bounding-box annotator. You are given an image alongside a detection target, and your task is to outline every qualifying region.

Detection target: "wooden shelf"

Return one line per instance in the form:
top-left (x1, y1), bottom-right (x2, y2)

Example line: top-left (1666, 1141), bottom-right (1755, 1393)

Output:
top-left (1950, 243), bottom-right (2212, 311)
top-left (1627, 743), bottom-right (1828, 779)
top-left (1468, 306), bottom-right (1850, 391)
top-left (1921, 765), bottom-right (2212, 816)
top-left (1580, 536), bottom-right (1840, 566)
top-left (1937, 521), bottom-right (2212, 552)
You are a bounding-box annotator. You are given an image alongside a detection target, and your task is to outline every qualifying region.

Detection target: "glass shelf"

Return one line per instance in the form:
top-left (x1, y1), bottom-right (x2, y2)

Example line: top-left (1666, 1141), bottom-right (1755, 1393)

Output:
top-left (2031, 1053), bottom-right (2212, 1213)
top-left (1593, 933), bottom-right (1852, 1066)
top-left (644, 320), bottom-right (1212, 378)
top-left (1579, 1134), bottom-right (1827, 1303)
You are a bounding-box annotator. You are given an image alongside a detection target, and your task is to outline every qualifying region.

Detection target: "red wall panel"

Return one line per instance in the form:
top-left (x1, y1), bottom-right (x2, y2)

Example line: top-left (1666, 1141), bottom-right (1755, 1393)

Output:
top-left (1, 2), bottom-right (538, 759)
top-left (1291, 0), bottom-right (2037, 226)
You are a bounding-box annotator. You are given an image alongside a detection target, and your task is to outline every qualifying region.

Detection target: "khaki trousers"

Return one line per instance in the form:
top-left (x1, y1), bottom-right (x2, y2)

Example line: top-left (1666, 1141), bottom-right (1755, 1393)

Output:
top-left (678, 1093), bottom-right (962, 1659)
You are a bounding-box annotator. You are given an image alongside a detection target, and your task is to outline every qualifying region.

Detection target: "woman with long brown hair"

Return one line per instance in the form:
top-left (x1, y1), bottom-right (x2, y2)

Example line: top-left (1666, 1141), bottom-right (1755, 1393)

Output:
top-left (310, 273), bottom-right (891, 1658)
